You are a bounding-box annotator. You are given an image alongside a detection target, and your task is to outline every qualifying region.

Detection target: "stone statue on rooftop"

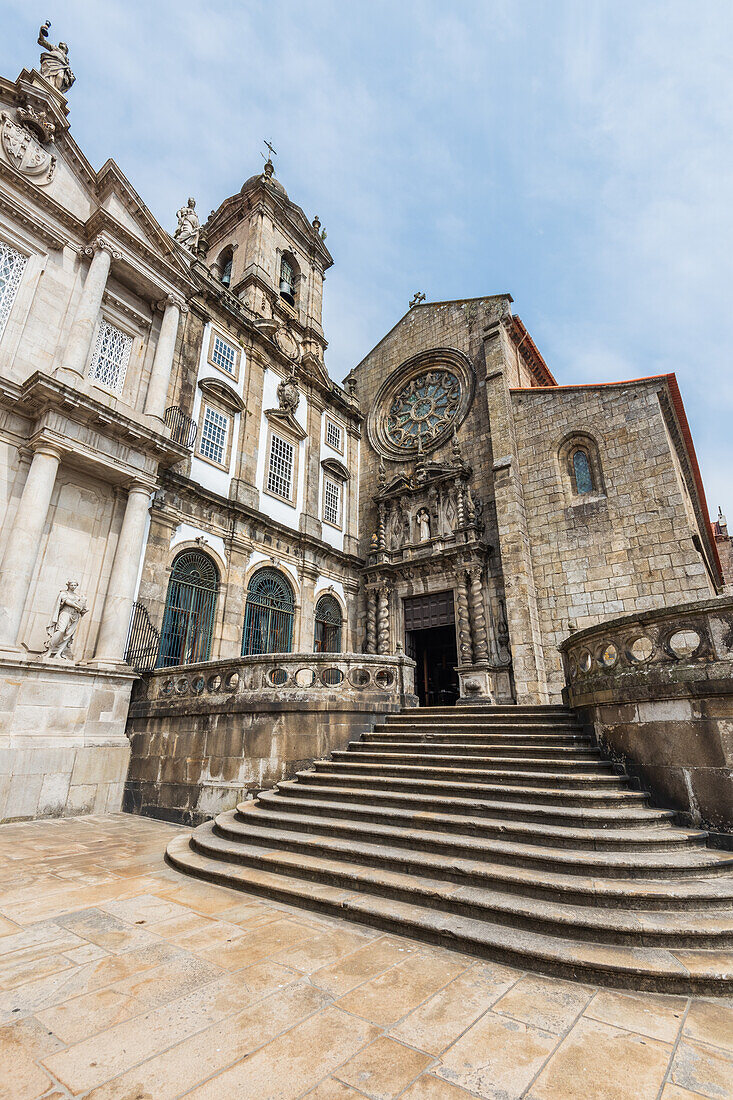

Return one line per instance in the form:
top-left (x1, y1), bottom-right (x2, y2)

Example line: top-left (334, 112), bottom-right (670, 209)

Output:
top-left (37, 22), bottom-right (75, 94)
top-left (44, 580), bottom-right (88, 660)
top-left (174, 198), bottom-right (200, 252)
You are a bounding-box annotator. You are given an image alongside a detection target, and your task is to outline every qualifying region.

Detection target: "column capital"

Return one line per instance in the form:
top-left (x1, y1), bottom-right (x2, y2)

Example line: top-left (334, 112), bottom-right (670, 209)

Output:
top-left (157, 293), bottom-right (188, 315)
top-left (83, 237), bottom-right (122, 262)
top-left (30, 440), bottom-right (64, 462)
top-left (125, 479), bottom-right (155, 499)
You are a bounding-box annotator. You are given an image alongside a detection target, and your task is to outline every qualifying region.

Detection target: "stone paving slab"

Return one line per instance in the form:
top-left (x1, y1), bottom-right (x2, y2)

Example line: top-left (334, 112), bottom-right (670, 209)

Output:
top-left (0, 813), bottom-right (731, 1100)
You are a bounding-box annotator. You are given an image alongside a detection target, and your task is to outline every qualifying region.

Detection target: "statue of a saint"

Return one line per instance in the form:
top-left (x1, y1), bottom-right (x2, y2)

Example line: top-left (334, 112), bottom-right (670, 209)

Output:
top-left (44, 580), bottom-right (88, 660)
top-left (416, 508), bottom-right (431, 543)
top-left (174, 198), bottom-right (200, 252)
top-left (37, 23), bottom-right (75, 94)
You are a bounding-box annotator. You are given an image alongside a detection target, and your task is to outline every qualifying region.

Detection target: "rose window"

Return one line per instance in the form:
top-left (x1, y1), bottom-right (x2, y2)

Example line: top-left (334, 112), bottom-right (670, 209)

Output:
top-left (384, 370), bottom-right (461, 450)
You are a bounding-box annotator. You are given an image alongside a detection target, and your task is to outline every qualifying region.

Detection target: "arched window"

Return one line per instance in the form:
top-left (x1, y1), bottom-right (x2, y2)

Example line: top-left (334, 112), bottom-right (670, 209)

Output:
top-left (572, 448), bottom-right (594, 494)
top-left (314, 594), bottom-right (342, 653)
top-left (216, 247), bottom-right (233, 288)
top-left (242, 568), bottom-right (295, 655)
top-left (279, 253), bottom-right (297, 306)
top-left (157, 550), bottom-right (219, 668)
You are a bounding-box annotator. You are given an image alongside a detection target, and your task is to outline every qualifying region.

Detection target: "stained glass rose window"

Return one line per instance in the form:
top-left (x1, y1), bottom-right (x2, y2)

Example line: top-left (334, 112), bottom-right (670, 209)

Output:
top-left (384, 370), bottom-right (461, 451)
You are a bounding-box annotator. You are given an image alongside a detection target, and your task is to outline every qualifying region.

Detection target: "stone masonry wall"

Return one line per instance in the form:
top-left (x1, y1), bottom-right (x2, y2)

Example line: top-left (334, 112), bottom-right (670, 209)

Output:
top-left (512, 380), bottom-right (716, 699)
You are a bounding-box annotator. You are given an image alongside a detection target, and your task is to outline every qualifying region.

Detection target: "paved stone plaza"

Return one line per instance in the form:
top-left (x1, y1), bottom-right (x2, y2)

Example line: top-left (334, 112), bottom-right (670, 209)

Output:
top-left (1, 814), bottom-right (731, 1100)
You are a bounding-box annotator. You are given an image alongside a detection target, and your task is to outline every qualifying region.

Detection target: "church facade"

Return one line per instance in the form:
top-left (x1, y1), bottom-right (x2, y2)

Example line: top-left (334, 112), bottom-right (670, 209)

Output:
top-left (0, 35), bottom-right (727, 822)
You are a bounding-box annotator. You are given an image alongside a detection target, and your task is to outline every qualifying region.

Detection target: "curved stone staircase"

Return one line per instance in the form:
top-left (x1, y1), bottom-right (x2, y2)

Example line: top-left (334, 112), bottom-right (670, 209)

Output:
top-left (167, 705), bottom-right (733, 994)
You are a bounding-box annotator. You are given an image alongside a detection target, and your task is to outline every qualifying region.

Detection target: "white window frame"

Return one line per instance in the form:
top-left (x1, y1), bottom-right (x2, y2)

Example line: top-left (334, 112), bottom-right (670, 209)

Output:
top-left (196, 402), bottom-right (232, 470)
top-left (207, 328), bottom-right (240, 380)
top-left (0, 242), bottom-right (28, 342)
top-left (323, 476), bottom-right (342, 529)
top-left (325, 416), bottom-right (344, 454)
top-left (265, 430), bottom-right (297, 503)
top-left (88, 318), bottom-right (133, 394)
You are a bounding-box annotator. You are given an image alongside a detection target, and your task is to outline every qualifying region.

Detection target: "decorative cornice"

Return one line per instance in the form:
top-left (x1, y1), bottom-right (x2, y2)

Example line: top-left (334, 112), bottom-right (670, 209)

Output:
top-left (198, 376), bottom-right (244, 413)
top-left (0, 186), bottom-right (67, 248)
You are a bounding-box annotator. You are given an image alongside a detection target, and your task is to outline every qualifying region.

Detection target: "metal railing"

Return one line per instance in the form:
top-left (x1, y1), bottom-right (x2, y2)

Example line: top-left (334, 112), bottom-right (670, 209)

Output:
top-left (124, 601), bottom-right (160, 670)
top-left (164, 405), bottom-right (197, 449)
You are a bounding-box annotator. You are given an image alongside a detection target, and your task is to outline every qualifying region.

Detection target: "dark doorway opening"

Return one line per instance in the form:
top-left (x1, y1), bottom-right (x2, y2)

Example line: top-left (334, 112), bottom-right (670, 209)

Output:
top-left (403, 590), bottom-right (459, 707)
top-left (408, 624), bottom-right (459, 706)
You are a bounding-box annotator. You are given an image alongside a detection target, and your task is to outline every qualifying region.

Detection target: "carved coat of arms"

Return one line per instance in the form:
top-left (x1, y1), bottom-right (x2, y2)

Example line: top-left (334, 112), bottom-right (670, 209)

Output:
top-left (1, 113), bottom-right (56, 185)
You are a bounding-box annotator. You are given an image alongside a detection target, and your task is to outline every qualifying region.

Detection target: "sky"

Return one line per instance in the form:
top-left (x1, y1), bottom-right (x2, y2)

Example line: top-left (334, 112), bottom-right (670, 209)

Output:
top-left (2, 1), bottom-right (732, 512)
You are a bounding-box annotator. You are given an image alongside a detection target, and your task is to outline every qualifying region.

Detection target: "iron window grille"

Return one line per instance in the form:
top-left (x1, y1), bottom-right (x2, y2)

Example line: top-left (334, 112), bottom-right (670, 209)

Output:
top-left (323, 477), bottom-right (341, 526)
top-left (267, 434), bottom-right (295, 499)
top-left (242, 568), bottom-right (295, 655)
top-left (89, 319), bottom-right (133, 393)
top-left (325, 419), bottom-right (342, 451)
top-left (314, 594), bottom-right (342, 653)
top-left (124, 601), bottom-right (160, 670)
top-left (199, 405), bottom-right (229, 466)
top-left (157, 550), bottom-right (219, 668)
top-left (0, 242), bottom-right (27, 341)
top-left (211, 334), bottom-right (237, 375)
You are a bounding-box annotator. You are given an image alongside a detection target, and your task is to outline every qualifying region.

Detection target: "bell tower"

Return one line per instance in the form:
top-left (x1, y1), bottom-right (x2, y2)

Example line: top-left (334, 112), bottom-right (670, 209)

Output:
top-left (200, 148), bottom-right (333, 365)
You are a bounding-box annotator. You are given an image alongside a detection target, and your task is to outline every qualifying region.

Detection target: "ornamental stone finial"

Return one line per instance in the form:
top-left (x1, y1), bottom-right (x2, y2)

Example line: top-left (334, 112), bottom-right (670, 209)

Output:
top-left (37, 22), bottom-right (75, 94)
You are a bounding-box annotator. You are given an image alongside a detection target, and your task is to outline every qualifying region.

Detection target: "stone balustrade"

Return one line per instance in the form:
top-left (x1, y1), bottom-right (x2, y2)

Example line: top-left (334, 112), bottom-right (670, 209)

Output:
top-left (560, 596), bottom-right (733, 838)
top-left (125, 652), bottom-right (417, 823)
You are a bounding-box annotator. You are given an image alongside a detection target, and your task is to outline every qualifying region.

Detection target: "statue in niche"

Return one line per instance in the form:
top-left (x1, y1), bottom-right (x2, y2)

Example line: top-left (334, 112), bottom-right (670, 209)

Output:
top-left (174, 198), bottom-right (200, 252)
top-left (44, 580), bottom-right (88, 660)
top-left (416, 508), bottom-right (431, 543)
top-left (277, 363), bottom-right (300, 414)
top-left (389, 505), bottom-right (405, 549)
top-left (37, 22), bottom-right (75, 94)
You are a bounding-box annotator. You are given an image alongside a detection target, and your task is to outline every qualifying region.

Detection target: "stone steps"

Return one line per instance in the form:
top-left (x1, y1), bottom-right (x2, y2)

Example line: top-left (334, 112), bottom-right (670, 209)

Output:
top-left (167, 830), bottom-right (733, 993)
top-left (257, 790), bottom-right (704, 851)
top-left (276, 780), bottom-right (677, 828)
top-left (167, 704), bottom-right (733, 993)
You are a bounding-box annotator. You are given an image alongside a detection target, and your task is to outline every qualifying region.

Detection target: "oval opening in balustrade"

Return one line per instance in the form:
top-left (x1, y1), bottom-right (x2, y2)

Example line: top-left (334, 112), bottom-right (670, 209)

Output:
top-left (224, 671), bottom-right (240, 691)
top-left (598, 642), bottom-right (618, 669)
top-left (207, 673), bottom-right (222, 692)
top-left (161, 679), bottom-right (174, 696)
top-left (268, 667), bottom-right (288, 687)
top-left (349, 667), bottom-right (371, 688)
top-left (375, 668), bottom-right (395, 689)
top-left (191, 675), bottom-right (205, 694)
top-left (295, 667), bottom-right (316, 688)
top-left (668, 629), bottom-right (701, 660)
top-left (322, 667), bottom-right (344, 686)
top-left (175, 677), bottom-right (189, 694)
top-left (628, 635), bottom-right (654, 663)
top-left (578, 650), bottom-right (593, 675)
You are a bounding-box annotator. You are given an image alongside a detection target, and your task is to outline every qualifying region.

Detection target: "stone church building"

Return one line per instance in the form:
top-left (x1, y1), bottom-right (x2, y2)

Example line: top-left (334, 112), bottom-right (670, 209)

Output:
top-left (0, 37), bottom-right (728, 825)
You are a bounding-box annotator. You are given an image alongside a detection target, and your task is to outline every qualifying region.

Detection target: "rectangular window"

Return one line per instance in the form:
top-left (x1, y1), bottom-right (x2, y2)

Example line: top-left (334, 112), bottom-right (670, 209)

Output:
top-left (267, 434), bottom-right (295, 500)
top-left (0, 242), bottom-right (27, 340)
top-left (325, 418), bottom-right (343, 453)
top-left (88, 319), bottom-right (133, 393)
top-left (210, 333), bottom-right (237, 376)
top-left (323, 477), bottom-right (341, 527)
top-left (199, 404), bottom-right (230, 467)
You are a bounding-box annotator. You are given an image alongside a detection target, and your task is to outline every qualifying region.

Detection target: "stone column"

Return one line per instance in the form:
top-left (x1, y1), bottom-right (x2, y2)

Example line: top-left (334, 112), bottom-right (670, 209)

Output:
top-left (467, 565), bottom-right (489, 662)
top-left (365, 587), bottom-right (377, 654)
top-left (0, 443), bottom-right (62, 650)
top-left (62, 239), bottom-right (121, 380)
top-left (455, 570), bottom-right (473, 665)
top-left (93, 482), bottom-right (152, 665)
top-left (144, 295), bottom-right (185, 420)
top-left (376, 585), bottom-right (391, 655)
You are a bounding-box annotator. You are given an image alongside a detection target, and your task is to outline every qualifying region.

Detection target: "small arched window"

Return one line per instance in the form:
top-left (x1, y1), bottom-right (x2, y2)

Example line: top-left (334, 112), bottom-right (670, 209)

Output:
top-left (279, 253), bottom-right (297, 306)
top-left (314, 594), bottom-right (342, 653)
top-left (157, 550), bottom-right (219, 668)
top-left (216, 247), bottom-right (233, 288)
top-left (242, 568), bottom-right (295, 655)
top-left (572, 448), bottom-right (594, 494)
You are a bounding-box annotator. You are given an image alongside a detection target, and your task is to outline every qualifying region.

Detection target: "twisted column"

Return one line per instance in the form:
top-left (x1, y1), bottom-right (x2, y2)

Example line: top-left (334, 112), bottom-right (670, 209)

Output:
top-left (468, 564), bottom-right (489, 662)
top-left (456, 570), bottom-right (473, 665)
top-left (377, 586), bottom-right (390, 655)
top-left (365, 588), bottom-right (377, 654)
